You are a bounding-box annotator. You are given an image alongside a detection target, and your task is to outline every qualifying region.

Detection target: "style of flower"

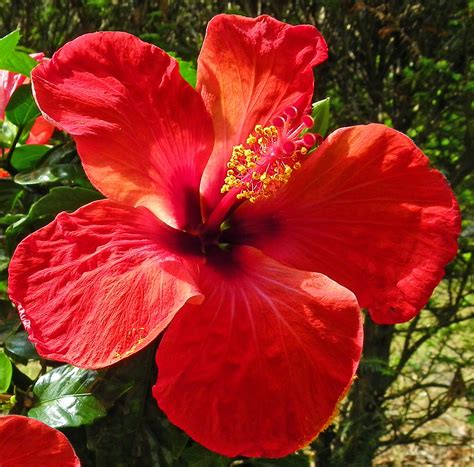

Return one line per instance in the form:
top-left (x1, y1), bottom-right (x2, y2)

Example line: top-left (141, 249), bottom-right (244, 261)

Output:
top-left (8, 15), bottom-right (460, 458)
top-left (0, 415), bottom-right (80, 466)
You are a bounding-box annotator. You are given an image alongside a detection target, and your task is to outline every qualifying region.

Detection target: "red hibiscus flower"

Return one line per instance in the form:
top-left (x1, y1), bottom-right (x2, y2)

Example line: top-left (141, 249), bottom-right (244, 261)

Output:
top-left (0, 415), bottom-right (80, 466)
top-left (7, 15), bottom-right (460, 458)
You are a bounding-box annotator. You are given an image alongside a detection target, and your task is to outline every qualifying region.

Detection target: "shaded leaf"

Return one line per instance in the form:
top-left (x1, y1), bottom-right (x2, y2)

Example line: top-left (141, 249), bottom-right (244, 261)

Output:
top-left (5, 186), bottom-right (102, 249)
top-left (29, 365), bottom-right (106, 428)
top-left (181, 444), bottom-right (229, 467)
top-left (5, 85), bottom-right (41, 127)
top-left (87, 347), bottom-right (159, 466)
top-left (249, 454), bottom-right (311, 466)
top-left (5, 330), bottom-right (39, 362)
top-left (0, 179), bottom-right (22, 214)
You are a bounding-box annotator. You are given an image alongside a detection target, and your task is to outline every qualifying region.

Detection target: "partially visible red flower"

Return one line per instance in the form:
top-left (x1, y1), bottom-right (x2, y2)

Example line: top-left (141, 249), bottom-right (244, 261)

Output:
top-left (8, 14), bottom-right (460, 458)
top-left (0, 53), bottom-right (54, 145)
top-left (0, 415), bottom-right (80, 466)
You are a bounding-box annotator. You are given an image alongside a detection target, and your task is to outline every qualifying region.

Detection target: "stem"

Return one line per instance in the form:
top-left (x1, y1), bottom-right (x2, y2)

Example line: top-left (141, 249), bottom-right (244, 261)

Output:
top-left (2, 125), bottom-right (23, 176)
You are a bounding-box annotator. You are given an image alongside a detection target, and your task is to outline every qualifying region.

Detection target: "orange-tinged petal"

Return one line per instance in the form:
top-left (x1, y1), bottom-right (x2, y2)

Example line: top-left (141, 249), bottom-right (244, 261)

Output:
top-left (229, 124), bottom-right (461, 324)
top-left (8, 200), bottom-right (203, 369)
top-left (26, 116), bottom-right (55, 145)
top-left (197, 14), bottom-right (327, 216)
top-left (31, 32), bottom-right (214, 229)
top-left (0, 415), bottom-right (80, 466)
top-left (154, 246), bottom-right (362, 458)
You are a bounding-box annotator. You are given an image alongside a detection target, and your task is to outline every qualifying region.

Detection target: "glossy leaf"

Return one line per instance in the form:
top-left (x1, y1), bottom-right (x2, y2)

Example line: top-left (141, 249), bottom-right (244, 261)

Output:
top-left (0, 30), bottom-right (37, 76)
top-left (0, 350), bottom-right (13, 393)
top-left (310, 97), bottom-right (330, 137)
top-left (11, 144), bottom-right (50, 171)
top-left (29, 365), bottom-right (107, 428)
top-left (4, 330), bottom-right (39, 361)
top-left (5, 85), bottom-right (41, 127)
top-left (14, 163), bottom-right (91, 186)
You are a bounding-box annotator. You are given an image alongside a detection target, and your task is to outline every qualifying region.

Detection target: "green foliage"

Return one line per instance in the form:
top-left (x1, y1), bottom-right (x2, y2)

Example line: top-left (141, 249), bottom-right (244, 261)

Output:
top-left (0, 1), bottom-right (471, 466)
top-left (0, 30), bottom-right (36, 75)
top-left (29, 365), bottom-right (107, 428)
top-left (0, 349), bottom-right (12, 393)
top-left (5, 85), bottom-right (41, 127)
top-left (4, 330), bottom-right (38, 362)
top-left (310, 97), bottom-right (330, 137)
top-left (10, 144), bottom-right (50, 172)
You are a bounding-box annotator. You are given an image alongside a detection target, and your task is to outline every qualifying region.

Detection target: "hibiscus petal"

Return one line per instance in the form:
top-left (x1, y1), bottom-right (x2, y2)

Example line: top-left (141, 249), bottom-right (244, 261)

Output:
top-left (8, 200), bottom-right (203, 368)
top-left (26, 116), bottom-right (55, 144)
top-left (153, 246), bottom-right (362, 458)
top-left (197, 14), bottom-right (328, 215)
top-left (0, 415), bottom-right (80, 467)
top-left (230, 124), bottom-right (461, 324)
top-left (31, 32), bottom-right (214, 229)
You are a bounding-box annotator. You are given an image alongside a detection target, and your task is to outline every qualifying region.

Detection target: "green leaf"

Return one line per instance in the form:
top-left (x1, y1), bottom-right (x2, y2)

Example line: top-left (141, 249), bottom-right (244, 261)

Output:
top-left (14, 163), bottom-right (93, 187)
top-left (6, 186), bottom-right (102, 246)
top-left (181, 445), bottom-right (229, 467)
top-left (1, 119), bottom-right (17, 147)
top-left (176, 58), bottom-right (197, 87)
top-left (0, 30), bottom-right (37, 76)
top-left (5, 85), bottom-right (41, 127)
top-left (310, 97), bottom-right (330, 137)
top-left (29, 365), bottom-right (107, 428)
top-left (0, 213), bottom-right (24, 225)
top-left (0, 300), bottom-right (20, 344)
top-left (11, 144), bottom-right (51, 171)
top-left (168, 52), bottom-right (197, 87)
top-left (87, 347), bottom-right (160, 466)
top-left (0, 350), bottom-right (13, 393)
top-left (250, 454), bottom-right (311, 466)
top-left (0, 179), bottom-right (22, 214)
top-left (0, 252), bottom-right (9, 272)
top-left (5, 331), bottom-right (39, 362)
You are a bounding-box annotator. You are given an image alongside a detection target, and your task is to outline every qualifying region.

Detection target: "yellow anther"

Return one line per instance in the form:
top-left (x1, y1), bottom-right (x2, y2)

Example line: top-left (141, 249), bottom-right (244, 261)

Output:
top-left (222, 121), bottom-right (308, 203)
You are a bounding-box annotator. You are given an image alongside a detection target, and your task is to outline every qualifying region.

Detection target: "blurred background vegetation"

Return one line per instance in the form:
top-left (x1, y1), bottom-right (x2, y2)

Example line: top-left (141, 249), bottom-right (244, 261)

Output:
top-left (1, 0), bottom-right (472, 465)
